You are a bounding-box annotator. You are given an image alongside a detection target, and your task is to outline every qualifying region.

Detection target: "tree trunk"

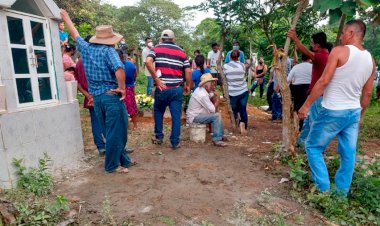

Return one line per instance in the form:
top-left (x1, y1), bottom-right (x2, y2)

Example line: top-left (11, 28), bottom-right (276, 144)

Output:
top-left (335, 14), bottom-right (346, 46)
top-left (217, 31), bottom-right (236, 129)
top-left (276, 0), bottom-right (309, 153)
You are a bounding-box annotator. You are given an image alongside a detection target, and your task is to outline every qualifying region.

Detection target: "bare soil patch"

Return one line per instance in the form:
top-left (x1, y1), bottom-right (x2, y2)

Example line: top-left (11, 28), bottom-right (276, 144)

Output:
top-left (54, 102), bottom-right (328, 225)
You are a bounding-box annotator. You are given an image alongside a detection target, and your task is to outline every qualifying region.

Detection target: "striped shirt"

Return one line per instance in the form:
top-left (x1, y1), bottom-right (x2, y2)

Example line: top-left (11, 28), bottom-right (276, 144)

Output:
top-left (223, 61), bottom-right (248, 96)
top-left (147, 42), bottom-right (190, 89)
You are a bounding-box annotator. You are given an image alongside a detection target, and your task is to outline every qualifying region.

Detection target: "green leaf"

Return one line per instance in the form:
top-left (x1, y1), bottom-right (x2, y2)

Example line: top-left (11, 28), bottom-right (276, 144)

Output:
top-left (341, 0), bottom-right (357, 16)
top-left (314, 0), bottom-right (343, 13)
top-left (329, 8), bottom-right (343, 25)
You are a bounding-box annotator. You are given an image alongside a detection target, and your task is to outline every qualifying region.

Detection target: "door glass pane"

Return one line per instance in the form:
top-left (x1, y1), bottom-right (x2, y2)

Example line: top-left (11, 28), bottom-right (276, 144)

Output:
top-left (35, 50), bottom-right (49, 74)
top-left (16, 78), bottom-right (33, 104)
top-left (11, 48), bottom-right (29, 74)
top-left (38, 77), bottom-right (52, 101)
top-left (7, 17), bottom-right (25, 45)
top-left (31, 21), bottom-right (45, 47)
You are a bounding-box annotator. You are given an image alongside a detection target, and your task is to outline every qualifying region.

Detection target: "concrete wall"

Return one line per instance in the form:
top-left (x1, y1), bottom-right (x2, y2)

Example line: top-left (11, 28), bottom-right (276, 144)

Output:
top-left (0, 102), bottom-right (84, 188)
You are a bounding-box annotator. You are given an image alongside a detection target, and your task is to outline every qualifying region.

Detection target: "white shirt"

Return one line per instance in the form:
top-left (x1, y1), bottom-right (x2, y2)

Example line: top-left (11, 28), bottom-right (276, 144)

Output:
top-left (287, 62), bottom-right (312, 85)
top-left (186, 87), bottom-right (216, 123)
top-left (142, 47), bottom-right (153, 76)
top-left (322, 45), bottom-right (373, 110)
top-left (207, 50), bottom-right (223, 73)
top-left (223, 61), bottom-right (248, 96)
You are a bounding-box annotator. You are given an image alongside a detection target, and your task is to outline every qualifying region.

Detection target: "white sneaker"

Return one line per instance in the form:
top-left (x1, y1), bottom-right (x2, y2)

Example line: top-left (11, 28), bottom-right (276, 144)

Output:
top-left (251, 92), bottom-right (256, 97)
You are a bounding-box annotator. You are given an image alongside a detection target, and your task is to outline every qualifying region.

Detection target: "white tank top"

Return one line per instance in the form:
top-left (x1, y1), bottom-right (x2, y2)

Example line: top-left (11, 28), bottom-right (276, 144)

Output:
top-left (322, 45), bottom-right (373, 110)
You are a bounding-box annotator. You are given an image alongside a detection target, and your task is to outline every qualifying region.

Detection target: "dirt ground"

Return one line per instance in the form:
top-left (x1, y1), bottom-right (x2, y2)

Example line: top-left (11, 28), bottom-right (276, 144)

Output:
top-left (54, 101), bottom-right (377, 225)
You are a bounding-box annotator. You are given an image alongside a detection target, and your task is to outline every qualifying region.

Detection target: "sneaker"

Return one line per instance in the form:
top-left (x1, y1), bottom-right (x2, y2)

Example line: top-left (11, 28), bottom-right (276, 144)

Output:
top-left (213, 141), bottom-right (227, 147)
top-left (98, 148), bottom-right (106, 157)
top-left (251, 92), bottom-right (256, 97)
top-left (240, 122), bottom-right (247, 135)
top-left (151, 136), bottom-right (163, 145)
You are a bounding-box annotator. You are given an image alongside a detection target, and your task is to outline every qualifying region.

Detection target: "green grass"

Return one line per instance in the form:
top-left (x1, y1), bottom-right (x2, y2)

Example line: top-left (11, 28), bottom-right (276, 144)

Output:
top-left (360, 98), bottom-right (380, 139)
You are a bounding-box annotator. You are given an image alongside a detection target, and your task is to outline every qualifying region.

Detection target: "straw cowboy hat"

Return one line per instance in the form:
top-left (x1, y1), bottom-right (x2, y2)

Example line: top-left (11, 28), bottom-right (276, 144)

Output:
top-left (199, 73), bottom-right (218, 87)
top-left (89, 25), bottom-right (123, 45)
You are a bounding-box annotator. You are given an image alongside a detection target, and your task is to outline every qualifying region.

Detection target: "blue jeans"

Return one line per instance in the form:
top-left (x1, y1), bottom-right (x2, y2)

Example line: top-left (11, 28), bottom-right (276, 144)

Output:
top-left (306, 107), bottom-right (361, 196)
top-left (154, 87), bottom-right (183, 147)
top-left (266, 82), bottom-right (274, 110)
top-left (271, 92), bottom-right (282, 120)
top-left (230, 91), bottom-right (249, 129)
top-left (298, 96), bottom-right (323, 146)
top-left (147, 76), bottom-right (153, 95)
top-left (94, 93), bottom-right (131, 172)
top-left (89, 107), bottom-right (105, 152)
top-left (251, 78), bottom-right (265, 98)
top-left (193, 113), bottom-right (224, 141)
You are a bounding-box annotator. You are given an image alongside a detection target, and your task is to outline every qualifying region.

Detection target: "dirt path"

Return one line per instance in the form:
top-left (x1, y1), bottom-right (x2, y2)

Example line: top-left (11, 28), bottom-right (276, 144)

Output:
top-left (56, 103), bottom-right (323, 225)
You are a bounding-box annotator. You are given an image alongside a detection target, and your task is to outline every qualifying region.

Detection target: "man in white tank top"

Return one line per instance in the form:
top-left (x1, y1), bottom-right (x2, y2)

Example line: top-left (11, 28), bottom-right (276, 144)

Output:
top-left (298, 20), bottom-right (376, 196)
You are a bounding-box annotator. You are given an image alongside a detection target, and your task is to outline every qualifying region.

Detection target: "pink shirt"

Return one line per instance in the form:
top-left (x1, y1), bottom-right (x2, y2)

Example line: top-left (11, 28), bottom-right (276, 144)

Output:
top-left (62, 53), bottom-right (76, 71)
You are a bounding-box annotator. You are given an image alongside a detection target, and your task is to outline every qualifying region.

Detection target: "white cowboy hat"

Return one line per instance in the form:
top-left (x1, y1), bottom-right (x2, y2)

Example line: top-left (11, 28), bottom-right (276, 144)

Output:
top-left (199, 73), bottom-right (218, 87)
top-left (89, 25), bottom-right (123, 45)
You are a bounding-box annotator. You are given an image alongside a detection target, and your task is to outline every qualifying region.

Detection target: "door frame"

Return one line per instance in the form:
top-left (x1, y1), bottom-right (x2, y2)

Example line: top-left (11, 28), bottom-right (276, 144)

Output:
top-left (5, 9), bottom-right (58, 109)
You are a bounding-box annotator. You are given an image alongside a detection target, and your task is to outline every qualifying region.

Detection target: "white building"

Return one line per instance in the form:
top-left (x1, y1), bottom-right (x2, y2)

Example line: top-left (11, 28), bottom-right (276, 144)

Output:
top-left (0, 0), bottom-right (84, 188)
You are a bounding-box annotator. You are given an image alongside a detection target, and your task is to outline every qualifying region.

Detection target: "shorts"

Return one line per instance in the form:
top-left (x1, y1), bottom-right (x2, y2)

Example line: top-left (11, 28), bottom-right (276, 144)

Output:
top-left (211, 72), bottom-right (222, 86)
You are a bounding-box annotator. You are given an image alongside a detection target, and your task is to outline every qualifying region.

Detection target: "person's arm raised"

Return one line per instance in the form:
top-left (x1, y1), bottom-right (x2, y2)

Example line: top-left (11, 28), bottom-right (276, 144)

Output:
top-left (60, 9), bottom-right (79, 40)
top-left (288, 28), bottom-right (315, 61)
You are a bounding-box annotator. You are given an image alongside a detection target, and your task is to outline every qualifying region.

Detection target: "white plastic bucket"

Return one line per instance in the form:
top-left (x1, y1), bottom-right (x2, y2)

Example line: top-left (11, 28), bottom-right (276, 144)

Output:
top-left (189, 123), bottom-right (207, 143)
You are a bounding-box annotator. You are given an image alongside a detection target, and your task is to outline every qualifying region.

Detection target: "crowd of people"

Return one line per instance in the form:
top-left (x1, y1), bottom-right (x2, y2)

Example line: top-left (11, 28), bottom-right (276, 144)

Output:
top-left (60, 9), bottom-right (376, 196)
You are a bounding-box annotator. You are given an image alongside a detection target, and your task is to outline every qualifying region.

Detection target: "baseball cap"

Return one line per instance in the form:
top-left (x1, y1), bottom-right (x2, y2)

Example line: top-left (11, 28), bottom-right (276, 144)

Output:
top-left (161, 29), bottom-right (175, 39)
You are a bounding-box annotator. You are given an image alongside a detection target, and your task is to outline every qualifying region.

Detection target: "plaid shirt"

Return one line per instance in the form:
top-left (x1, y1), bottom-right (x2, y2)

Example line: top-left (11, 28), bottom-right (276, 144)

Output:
top-left (76, 37), bottom-right (124, 96)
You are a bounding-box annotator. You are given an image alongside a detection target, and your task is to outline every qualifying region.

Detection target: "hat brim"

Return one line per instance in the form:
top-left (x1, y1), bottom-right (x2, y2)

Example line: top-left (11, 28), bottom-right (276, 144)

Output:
top-left (199, 78), bottom-right (218, 87)
top-left (89, 33), bottom-right (123, 45)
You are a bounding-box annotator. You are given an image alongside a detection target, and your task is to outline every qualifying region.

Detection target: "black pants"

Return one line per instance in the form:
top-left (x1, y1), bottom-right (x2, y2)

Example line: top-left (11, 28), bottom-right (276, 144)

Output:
top-left (290, 84), bottom-right (310, 130)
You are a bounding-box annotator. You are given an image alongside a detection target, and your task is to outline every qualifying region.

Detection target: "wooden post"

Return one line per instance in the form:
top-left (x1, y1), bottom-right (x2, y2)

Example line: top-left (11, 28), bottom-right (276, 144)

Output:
top-left (276, 0), bottom-right (309, 153)
top-left (217, 31), bottom-right (236, 129)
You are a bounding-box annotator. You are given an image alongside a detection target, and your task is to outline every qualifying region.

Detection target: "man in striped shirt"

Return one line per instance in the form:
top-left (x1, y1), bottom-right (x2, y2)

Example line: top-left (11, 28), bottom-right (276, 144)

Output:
top-left (146, 30), bottom-right (191, 150)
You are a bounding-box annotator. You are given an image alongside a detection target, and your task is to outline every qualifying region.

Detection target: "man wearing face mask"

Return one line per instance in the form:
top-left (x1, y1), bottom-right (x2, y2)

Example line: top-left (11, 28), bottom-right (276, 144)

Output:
top-left (225, 41), bottom-right (245, 63)
top-left (142, 37), bottom-right (155, 95)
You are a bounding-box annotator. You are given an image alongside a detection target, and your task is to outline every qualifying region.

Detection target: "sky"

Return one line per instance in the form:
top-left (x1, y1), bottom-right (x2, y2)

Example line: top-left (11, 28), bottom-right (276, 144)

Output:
top-left (104, 0), bottom-right (210, 27)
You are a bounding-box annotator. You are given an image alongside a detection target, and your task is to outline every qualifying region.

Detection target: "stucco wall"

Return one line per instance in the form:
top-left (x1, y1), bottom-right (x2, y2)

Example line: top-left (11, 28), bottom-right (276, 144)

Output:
top-left (0, 102), bottom-right (84, 189)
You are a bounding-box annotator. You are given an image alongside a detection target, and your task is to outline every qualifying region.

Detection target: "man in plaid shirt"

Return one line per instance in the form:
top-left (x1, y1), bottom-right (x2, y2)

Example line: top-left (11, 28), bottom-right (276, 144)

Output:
top-left (61, 9), bottom-right (133, 173)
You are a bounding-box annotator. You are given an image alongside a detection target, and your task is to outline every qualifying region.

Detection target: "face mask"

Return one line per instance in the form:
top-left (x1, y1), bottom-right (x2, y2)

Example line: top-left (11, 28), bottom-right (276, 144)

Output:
top-left (233, 45), bottom-right (239, 50)
top-left (147, 42), bottom-right (153, 48)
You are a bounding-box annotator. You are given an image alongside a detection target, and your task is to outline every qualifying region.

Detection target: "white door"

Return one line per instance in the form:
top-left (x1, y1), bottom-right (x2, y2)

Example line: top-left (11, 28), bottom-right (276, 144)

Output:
top-left (6, 11), bottom-right (57, 108)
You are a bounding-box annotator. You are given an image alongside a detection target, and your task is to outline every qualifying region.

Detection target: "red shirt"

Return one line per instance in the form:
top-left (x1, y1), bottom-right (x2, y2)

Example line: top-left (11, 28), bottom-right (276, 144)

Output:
top-left (74, 59), bottom-right (90, 108)
top-left (307, 49), bottom-right (329, 94)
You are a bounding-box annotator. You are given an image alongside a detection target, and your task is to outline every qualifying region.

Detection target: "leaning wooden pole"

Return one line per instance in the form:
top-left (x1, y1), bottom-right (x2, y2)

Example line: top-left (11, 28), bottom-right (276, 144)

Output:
top-left (277, 0), bottom-right (309, 153)
top-left (217, 31), bottom-right (236, 129)
top-left (335, 14), bottom-right (346, 46)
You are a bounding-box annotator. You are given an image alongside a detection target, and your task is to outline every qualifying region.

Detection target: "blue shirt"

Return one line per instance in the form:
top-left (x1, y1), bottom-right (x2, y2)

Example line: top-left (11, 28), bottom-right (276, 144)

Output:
top-left (192, 68), bottom-right (211, 90)
top-left (59, 30), bottom-right (68, 42)
top-left (225, 50), bottom-right (245, 63)
top-left (124, 60), bottom-right (136, 87)
top-left (76, 36), bottom-right (124, 96)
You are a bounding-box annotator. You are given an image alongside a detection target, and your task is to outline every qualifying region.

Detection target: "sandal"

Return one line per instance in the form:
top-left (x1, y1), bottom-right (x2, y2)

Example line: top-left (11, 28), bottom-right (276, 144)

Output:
top-left (113, 167), bottom-right (129, 173)
top-left (213, 141), bottom-right (227, 147)
top-left (128, 161), bottom-right (138, 167)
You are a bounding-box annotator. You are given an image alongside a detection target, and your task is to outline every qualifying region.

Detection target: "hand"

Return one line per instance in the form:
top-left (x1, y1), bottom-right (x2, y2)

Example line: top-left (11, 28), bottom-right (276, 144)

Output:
top-left (287, 29), bottom-right (298, 41)
top-left (87, 95), bottom-right (94, 107)
top-left (184, 84), bottom-right (191, 96)
top-left (110, 88), bottom-right (126, 100)
top-left (60, 9), bottom-right (71, 23)
top-left (298, 105), bottom-right (309, 120)
top-left (155, 78), bottom-right (167, 91)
